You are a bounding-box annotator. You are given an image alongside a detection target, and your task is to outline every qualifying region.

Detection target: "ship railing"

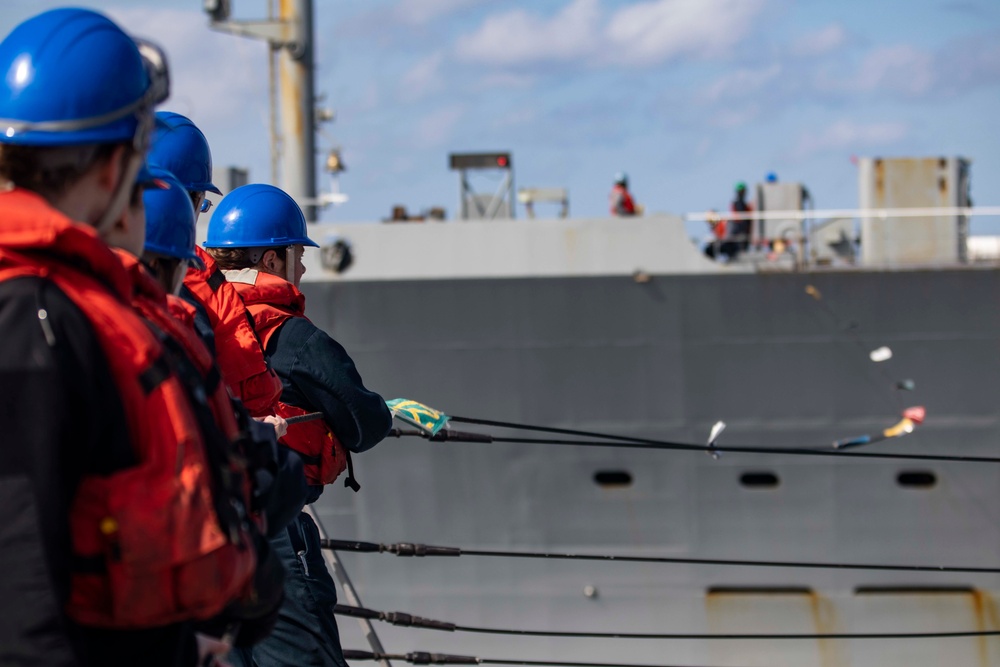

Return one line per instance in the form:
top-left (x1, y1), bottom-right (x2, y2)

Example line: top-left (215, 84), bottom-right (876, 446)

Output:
top-left (686, 205), bottom-right (1000, 270)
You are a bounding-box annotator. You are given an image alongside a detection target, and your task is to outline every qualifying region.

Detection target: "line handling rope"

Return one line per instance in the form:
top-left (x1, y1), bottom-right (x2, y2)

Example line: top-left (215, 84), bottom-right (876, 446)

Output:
top-left (334, 603), bottom-right (1000, 641)
top-left (321, 539), bottom-right (1000, 575)
top-left (343, 649), bottom-right (757, 667)
top-left (418, 417), bottom-right (1000, 465)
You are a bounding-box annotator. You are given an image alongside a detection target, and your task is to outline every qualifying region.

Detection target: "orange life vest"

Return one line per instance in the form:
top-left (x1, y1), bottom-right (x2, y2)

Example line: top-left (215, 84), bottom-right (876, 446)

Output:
top-left (0, 189), bottom-right (256, 628)
top-left (609, 183), bottom-right (636, 216)
top-left (183, 247), bottom-right (283, 418)
top-left (226, 269), bottom-right (350, 486)
top-left (167, 292), bottom-right (197, 328)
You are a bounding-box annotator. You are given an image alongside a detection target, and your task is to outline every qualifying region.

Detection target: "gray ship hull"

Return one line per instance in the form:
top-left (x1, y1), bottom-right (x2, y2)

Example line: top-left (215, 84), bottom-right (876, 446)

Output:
top-left (303, 267), bottom-right (1000, 667)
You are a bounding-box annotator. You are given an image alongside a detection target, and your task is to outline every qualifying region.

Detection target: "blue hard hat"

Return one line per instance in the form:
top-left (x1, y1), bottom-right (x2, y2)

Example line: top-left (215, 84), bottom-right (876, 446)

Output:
top-left (143, 167), bottom-right (199, 261)
top-left (204, 183), bottom-right (318, 249)
top-left (149, 111), bottom-right (222, 195)
top-left (766, 172), bottom-right (778, 183)
top-left (614, 171), bottom-right (628, 184)
top-left (0, 8), bottom-right (169, 147)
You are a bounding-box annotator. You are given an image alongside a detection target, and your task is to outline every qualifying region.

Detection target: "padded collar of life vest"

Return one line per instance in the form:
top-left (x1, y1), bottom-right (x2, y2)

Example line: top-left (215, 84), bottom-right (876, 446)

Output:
top-left (188, 246), bottom-right (220, 285)
top-left (224, 268), bottom-right (306, 317)
top-left (0, 188), bottom-right (132, 300)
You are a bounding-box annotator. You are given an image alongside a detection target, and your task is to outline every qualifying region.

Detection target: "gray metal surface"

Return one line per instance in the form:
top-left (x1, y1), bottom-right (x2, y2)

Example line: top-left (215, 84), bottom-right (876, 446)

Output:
top-left (859, 157), bottom-right (971, 266)
top-left (301, 267), bottom-right (1000, 666)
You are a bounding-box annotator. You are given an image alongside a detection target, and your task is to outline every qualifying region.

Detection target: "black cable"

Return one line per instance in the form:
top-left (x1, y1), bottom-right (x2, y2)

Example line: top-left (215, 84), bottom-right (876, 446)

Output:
top-left (435, 417), bottom-right (1000, 465)
top-left (321, 539), bottom-right (1000, 574)
top-left (334, 603), bottom-right (1000, 641)
top-left (343, 650), bottom-right (743, 667)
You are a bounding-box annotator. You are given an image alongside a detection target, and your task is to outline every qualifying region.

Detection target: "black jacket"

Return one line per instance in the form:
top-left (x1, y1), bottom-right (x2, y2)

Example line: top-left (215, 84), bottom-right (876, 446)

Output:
top-left (265, 317), bottom-right (392, 502)
top-left (0, 276), bottom-right (197, 667)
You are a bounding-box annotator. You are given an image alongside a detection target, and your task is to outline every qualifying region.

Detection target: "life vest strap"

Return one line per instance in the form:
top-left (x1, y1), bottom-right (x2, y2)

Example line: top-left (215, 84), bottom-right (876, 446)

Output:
top-left (138, 355), bottom-right (172, 394)
top-left (344, 451), bottom-right (360, 493)
top-left (206, 270), bottom-right (226, 292)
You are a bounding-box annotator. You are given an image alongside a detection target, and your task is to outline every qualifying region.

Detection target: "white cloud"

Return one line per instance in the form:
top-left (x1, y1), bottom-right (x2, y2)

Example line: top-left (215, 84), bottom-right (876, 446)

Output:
top-left (455, 0), bottom-right (600, 66)
top-left (492, 107), bottom-right (538, 129)
top-left (792, 120), bottom-right (909, 158)
top-left (815, 44), bottom-right (935, 98)
top-left (394, 0), bottom-right (483, 26)
top-left (854, 45), bottom-right (935, 96)
top-left (415, 105), bottom-right (465, 147)
top-left (699, 64), bottom-right (782, 104)
top-left (400, 52), bottom-right (446, 101)
top-left (789, 23), bottom-right (846, 57)
top-left (455, 0), bottom-right (767, 67)
top-left (107, 6), bottom-right (269, 125)
top-left (476, 72), bottom-right (538, 90)
top-left (605, 0), bottom-right (766, 65)
top-left (709, 105), bottom-right (763, 129)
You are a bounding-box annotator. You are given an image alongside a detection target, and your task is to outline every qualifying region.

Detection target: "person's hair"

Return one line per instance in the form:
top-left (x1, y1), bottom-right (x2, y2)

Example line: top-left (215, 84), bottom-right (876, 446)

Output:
top-left (205, 246), bottom-right (287, 271)
top-left (141, 253), bottom-right (183, 290)
top-left (0, 143), bottom-right (125, 200)
top-left (129, 180), bottom-right (144, 209)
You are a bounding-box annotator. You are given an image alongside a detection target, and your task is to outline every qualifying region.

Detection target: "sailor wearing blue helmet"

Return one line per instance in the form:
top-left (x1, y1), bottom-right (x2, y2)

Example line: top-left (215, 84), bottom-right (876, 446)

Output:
top-left (206, 183), bottom-right (392, 667)
top-left (149, 110), bottom-right (223, 218)
top-left (0, 8), bottom-right (230, 667)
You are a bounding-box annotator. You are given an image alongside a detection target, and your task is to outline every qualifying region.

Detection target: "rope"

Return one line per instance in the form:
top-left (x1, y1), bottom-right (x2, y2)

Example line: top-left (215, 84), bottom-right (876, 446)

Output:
top-left (335, 603), bottom-right (1000, 641)
top-left (321, 539), bottom-right (1000, 574)
top-left (422, 418), bottom-right (1000, 464)
top-left (344, 650), bottom-right (750, 667)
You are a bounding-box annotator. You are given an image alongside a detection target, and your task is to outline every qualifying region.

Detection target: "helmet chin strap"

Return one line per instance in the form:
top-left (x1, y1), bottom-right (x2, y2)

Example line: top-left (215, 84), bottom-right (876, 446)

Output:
top-left (94, 149), bottom-right (144, 237)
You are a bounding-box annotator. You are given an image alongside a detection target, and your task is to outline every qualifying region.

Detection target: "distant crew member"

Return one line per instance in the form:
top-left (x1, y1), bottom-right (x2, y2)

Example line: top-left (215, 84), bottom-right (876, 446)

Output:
top-left (0, 8), bottom-right (261, 666)
top-left (704, 208), bottom-right (740, 261)
top-left (730, 181), bottom-right (753, 253)
top-left (609, 172), bottom-right (637, 216)
top-left (204, 184), bottom-right (393, 667)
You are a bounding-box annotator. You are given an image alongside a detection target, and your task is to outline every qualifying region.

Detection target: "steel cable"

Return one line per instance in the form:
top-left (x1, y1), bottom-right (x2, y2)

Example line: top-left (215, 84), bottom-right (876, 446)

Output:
top-left (344, 649), bottom-right (753, 667)
top-left (321, 538), bottom-right (1000, 574)
top-left (404, 418), bottom-right (1000, 464)
top-left (335, 603), bottom-right (1000, 641)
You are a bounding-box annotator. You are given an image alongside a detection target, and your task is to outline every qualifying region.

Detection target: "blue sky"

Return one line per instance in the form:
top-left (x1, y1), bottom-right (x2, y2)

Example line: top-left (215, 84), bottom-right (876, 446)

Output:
top-left (1, 1), bottom-right (998, 227)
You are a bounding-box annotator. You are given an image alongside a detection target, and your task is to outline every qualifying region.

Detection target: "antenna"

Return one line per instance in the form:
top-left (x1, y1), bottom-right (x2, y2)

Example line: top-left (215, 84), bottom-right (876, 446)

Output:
top-left (449, 152), bottom-right (515, 221)
top-left (206, 0), bottom-right (320, 221)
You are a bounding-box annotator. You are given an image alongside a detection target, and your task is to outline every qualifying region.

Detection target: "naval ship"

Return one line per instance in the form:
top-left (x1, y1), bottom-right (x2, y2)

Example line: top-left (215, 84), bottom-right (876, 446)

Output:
top-left (287, 156), bottom-right (1000, 667)
top-left (199, 4), bottom-right (1000, 665)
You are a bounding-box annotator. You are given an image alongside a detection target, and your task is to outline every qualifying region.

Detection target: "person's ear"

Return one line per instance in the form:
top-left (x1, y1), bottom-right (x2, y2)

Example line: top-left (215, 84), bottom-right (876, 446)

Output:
top-left (95, 145), bottom-right (128, 194)
top-left (261, 249), bottom-right (282, 273)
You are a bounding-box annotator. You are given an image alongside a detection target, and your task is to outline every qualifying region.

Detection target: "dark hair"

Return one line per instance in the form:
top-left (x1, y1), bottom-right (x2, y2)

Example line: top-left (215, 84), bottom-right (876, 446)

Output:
top-left (0, 143), bottom-right (124, 200)
top-left (205, 246), bottom-right (287, 271)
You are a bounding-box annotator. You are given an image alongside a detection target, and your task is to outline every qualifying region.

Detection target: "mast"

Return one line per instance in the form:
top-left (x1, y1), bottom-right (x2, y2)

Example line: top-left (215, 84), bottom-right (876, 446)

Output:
top-left (206, 0), bottom-right (318, 221)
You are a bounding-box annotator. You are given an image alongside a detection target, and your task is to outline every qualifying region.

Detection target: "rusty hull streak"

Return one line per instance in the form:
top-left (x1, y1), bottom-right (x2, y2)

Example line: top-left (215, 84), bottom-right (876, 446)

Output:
top-left (806, 590), bottom-right (846, 667)
top-left (969, 589), bottom-right (1000, 667)
top-left (704, 588), bottom-right (846, 667)
top-left (874, 158), bottom-right (884, 202)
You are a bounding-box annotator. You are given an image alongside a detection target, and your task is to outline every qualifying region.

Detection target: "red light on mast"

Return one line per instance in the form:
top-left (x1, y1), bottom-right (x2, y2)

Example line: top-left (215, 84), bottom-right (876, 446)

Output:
top-left (496, 155), bottom-right (508, 168)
